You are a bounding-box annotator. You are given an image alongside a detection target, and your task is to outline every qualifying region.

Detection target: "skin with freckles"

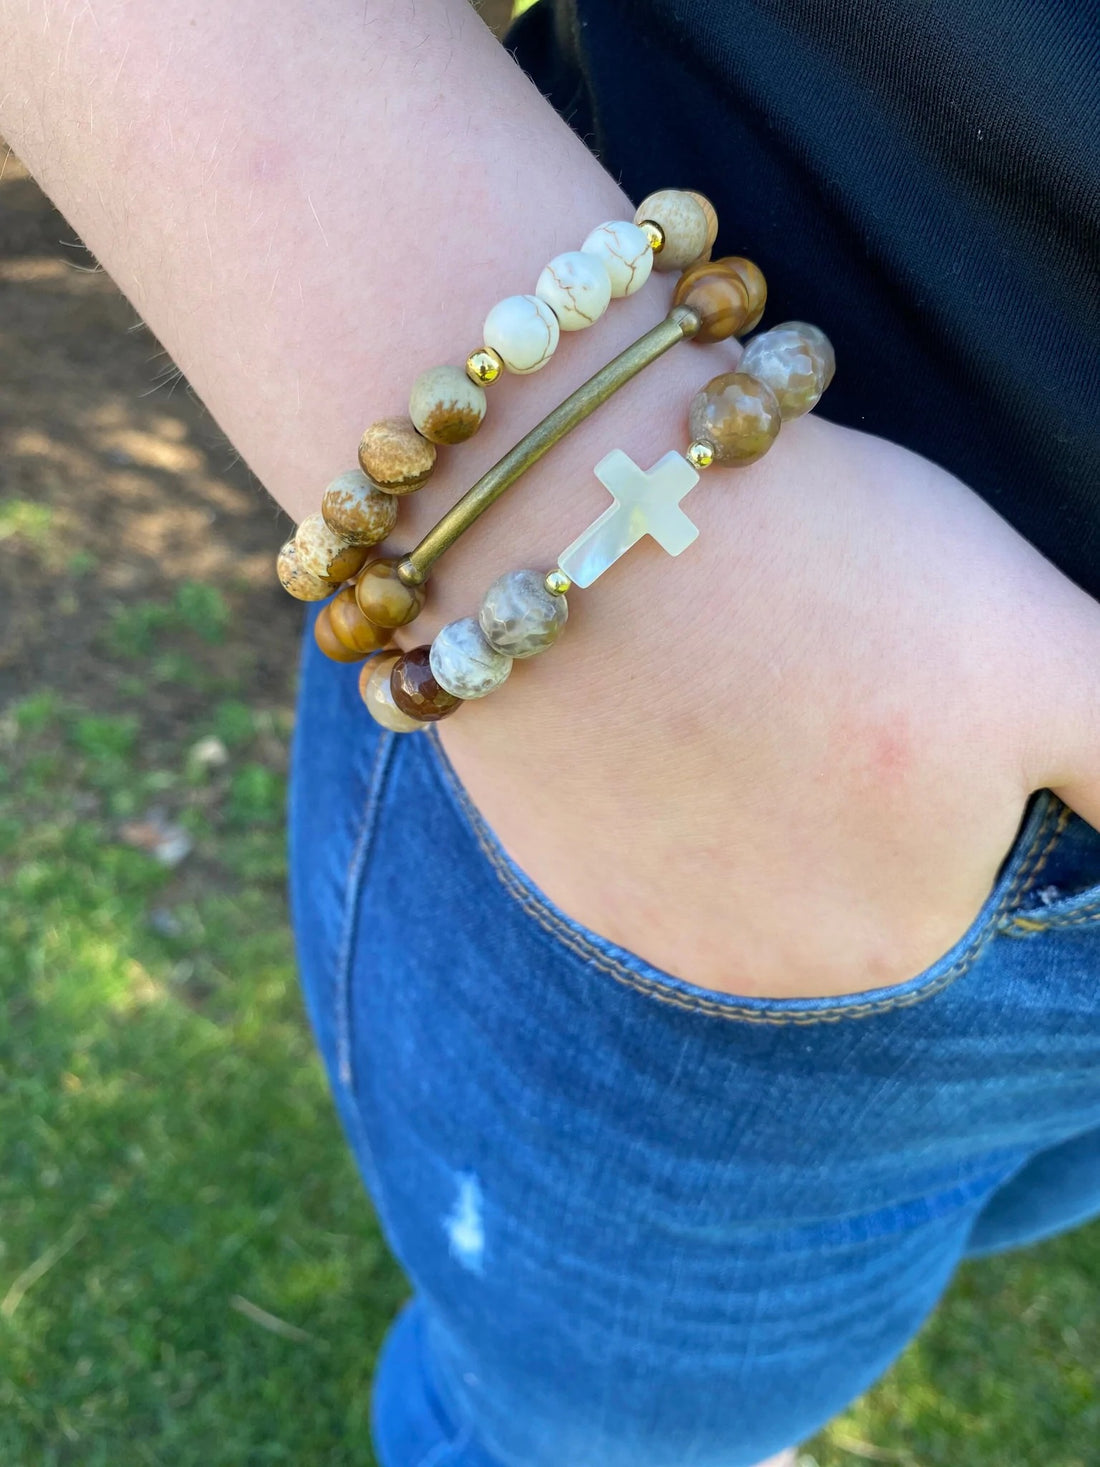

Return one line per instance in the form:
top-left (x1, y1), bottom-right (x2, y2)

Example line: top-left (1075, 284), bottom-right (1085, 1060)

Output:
top-left (1, 0), bottom-right (1096, 1013)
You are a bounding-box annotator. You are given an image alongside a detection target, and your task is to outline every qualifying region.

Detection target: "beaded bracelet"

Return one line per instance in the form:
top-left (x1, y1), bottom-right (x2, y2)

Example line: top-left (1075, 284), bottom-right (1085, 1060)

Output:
top-left (274, 188), bottom-right (834, 732)
top-left (276, 188), bottom-right (714, 608)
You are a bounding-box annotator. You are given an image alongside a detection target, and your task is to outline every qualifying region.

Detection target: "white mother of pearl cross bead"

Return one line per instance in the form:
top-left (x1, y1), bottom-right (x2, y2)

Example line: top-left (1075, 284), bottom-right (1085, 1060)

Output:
top-left (557, 449), bottom-right (701, 589)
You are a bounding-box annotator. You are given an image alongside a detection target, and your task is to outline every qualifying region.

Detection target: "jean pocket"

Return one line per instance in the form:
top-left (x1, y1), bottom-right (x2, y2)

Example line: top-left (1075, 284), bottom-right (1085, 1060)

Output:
top-left (1003, 799), bottom-right (1100, 933)
top-left (423, 730), bottom-right (1069, 1025)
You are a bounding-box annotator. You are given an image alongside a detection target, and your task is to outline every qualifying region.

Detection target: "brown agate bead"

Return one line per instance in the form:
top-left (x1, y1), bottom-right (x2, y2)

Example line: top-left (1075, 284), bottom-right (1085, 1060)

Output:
top-left (390, 646), bottom-right (462, 723)
top-left (327, 586), bottom-right (393, 654)
top-left (672, 262), bottom-right (751, 343)
top-left (718, 256), bottom-right (767, 333)
top-left (314, 603), bottom-right (368, 662)
top-left (689, 371), bottom-right (782, 466)
top-left (358, 416), bottom-right (437, 494)
top-left (355, 556), bottom-right (427, 629)
top-left (359, 653), bottom-right (425, 733)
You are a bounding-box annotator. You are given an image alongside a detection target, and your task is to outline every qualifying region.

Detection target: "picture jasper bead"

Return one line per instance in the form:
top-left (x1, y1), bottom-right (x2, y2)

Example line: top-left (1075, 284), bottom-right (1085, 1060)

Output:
top-left (354, 556), bottom-right (427, 629)
top-left (313, 603), bottom-right (368, 663)
top-left (320, 471), bottom-right (399, 547)
top-left (327, 585), bottom-right (393, 654)
top-left (671, 262), bottom-right (751, 343)
top-left (294, 512), bottom-right (371, 582)
top-left (359, 652), bottom-right (425, 733)
top-left (686, 190), bottom-right (719, 259)
top-left (580, 220), bottom-right (653, 298)
top-left (276, 539), bottom-right (338, 601)
top-left (738, 322), bottom-right (835, 420)
top-left (357, 416), bottom-right (436, 493)
top-left (390, 646), bottom-right (462, 723)
top-left (478, 568), bottom-right (568, 659)
top-left (409, 365), bottom-right (487, 445)
top-left (633, 189), bottom-right (709, 271)
top-left (689, 371), bottom-right (783, 466)
top-left (429, 617), bottom-right (513, 700)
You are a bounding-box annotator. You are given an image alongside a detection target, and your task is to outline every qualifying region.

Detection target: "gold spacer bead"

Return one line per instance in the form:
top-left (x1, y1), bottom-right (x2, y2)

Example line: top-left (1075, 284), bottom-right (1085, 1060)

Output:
top-left (544, 568), bottom-right (572, 597)
top-left (466, 347), bottom-right (504, 385)
top-left (639, 219), bottom-right (665, 253)
top-left (686, 439), bottom-right (715, 469)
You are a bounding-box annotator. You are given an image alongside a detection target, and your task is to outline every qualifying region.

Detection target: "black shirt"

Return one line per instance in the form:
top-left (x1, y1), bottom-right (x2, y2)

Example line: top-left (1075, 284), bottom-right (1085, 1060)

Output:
top-left (507, 0), bottom-right (1100, 600)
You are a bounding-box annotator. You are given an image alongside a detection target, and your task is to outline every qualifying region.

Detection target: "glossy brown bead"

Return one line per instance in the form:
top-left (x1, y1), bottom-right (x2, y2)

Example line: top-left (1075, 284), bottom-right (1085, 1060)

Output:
top-left (313, 603), bottom-right (369, 662)
top-left (327, 585), bottom-right (393, 654)
top-left (390, 645), bottom-right (462, 723)
top-left (689, 371), bottom-right (782, 466)
top-left (354, 556), bottom-right (427, 629)
top-left (672, 263), bottom-right (751, 343)
top-left (717, 256), bottom-right (767, 332)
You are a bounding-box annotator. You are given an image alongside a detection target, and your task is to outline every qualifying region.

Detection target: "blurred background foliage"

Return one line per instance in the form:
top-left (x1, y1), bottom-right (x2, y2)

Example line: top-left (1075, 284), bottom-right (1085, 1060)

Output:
top-left (0, 3), bottom-right (1096, 1462)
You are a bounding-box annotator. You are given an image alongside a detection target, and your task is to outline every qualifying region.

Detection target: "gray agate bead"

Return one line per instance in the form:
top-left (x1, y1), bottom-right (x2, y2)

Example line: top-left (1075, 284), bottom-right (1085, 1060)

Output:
top-left (478, 569), bottom-right (568, 659)
top-left (429, 617), bottom-right (513, 700)
top-left (738, 322), bottom-right (836, 420)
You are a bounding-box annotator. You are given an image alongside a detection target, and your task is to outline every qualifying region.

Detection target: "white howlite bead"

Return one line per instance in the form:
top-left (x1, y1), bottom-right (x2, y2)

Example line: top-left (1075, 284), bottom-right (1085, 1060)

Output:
top-left (535, 251), bottom-right (612, 331)
top-left (430, 617), bottom-right (513, 700)
top-left (482, 295), bottom-right (560, 375)
top-left (478, 569), bottom-right (569, 658)
top-left (580, 220), bottom-right (654, 298)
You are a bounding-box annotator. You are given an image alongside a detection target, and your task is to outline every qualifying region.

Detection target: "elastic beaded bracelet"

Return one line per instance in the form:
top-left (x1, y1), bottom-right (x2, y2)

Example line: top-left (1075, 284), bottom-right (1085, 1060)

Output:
top-left (276, 190), bottom-right (720, 617)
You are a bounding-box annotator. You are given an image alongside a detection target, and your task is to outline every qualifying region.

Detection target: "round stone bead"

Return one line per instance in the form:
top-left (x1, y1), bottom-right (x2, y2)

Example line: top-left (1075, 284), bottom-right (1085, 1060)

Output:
top-left (535, 251), bottom-right (612, 331)
top-left (738, 322), bottom-right (836, 420)
top-left (295, 512), bottom-right (371, 582)
top-left (686, 190), bottom-right (719, 259)
top-left (689, 371), bottom-right (783, 466)
top-left (354, 555), bottom-right (427, 629)
top-left (390, 646), bottom-right (462, 723)
top-left (633, 190), bottom-right (709, 272)
top-left (327, 585), bottom-right (393, 654)
top-left (409, 365), bottom-right (488, 445)
top-left (357, 416), bottom-right (436, 493)
top-left (482, 294), bottom-right (560, 375)
top-left (314, 604), bottom-right (368, 663)
top-left (720, 256), bottom-right (768, 333)
top-left (671, 262), bottom-right (751, 343)
top-left (429, 617), bottom-right (513, 700)
top-left (320, 471), bottom-right (399, 545)
top-left (478, 568), bottom-right (569, 659)
top-left (359, 652), bottom-right (425, 733)
top-left (580, 220), bottom-right (653, 298)
top-left (276, 539), bottom-right (338, 601)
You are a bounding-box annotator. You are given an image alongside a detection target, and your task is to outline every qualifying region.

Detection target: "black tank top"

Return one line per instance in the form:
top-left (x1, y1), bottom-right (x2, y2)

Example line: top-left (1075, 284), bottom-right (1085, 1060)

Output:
top-left (507, 0), bottom-right (1100, 600)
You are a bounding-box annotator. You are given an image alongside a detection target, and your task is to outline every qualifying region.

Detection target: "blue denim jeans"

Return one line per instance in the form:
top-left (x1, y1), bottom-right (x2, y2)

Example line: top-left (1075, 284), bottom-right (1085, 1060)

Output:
top-left (289, 610), bottom-right (1100, 1467)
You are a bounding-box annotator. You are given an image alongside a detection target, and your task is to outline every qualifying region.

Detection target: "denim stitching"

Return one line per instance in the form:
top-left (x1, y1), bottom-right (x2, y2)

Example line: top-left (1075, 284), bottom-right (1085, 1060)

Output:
top-left (426, 734), bottom-right (1061, 1025)
top-left (1004, 804), bottom-right (1100, 932)
top-left (334, 732), bottom-right (398, 1088)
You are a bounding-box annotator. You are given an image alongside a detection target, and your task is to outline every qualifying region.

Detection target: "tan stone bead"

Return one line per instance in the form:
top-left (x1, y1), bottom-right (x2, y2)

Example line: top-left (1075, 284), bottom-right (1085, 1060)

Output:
top-left (295, 511), bottom-right (371, 582)
top-left (276, 539), bottom-right (339, 602)
top-left (359, 652), bottom-right (425, 733)
top-left (634, 189), bottom-right (709, 272)
top-left (320, 472), bottom-right (399, 546)
top-left (357, 417), bottom-right (436, 494)
top-left (354, 556), bottom-right (426, 629)
top-left (671, 262), bottom-right (751, 343)
top-left (409, 365), bottom-right (487, 445)
top-left (717, 256), bottom-right (767, 333)
top-left (327, 585), bottom-right (393, 654)
top-left (686, 191), bottom-right (720, 259)
top-left (314, 603), bottom-right (368, 663)
top-left (689, 371), bottom-right (783, 466)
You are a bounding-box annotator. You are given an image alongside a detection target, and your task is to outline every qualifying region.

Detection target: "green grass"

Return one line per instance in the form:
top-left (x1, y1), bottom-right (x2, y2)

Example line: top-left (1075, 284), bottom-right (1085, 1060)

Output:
top-left (1, 593), bottom-right (1098, 1464)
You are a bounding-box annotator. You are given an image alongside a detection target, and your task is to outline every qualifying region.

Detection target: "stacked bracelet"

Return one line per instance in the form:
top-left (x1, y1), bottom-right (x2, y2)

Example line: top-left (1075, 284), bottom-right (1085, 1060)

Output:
top-left (274, 188), bottom-right (834, 734)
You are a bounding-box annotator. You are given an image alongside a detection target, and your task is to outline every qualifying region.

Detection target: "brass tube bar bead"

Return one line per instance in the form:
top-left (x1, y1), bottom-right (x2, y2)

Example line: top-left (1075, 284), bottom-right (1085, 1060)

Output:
top-left (396, 305), bottom-right (701, 587)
